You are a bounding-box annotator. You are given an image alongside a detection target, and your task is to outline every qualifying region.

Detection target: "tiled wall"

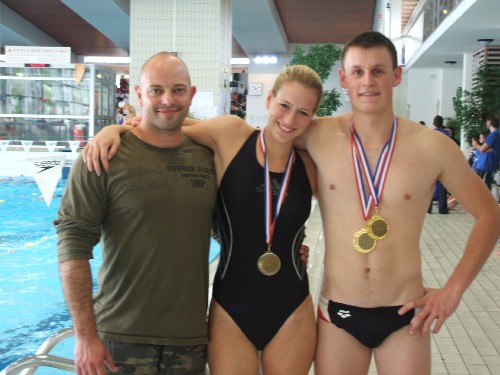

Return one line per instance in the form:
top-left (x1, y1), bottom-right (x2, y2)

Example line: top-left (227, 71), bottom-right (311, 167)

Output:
top-left (129, 0), bottom-right (231, 116)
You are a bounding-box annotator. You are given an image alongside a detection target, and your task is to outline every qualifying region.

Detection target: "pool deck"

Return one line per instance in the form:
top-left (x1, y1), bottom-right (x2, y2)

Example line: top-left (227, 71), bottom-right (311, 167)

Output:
top-left (210, 201), bottom-right (500, 375)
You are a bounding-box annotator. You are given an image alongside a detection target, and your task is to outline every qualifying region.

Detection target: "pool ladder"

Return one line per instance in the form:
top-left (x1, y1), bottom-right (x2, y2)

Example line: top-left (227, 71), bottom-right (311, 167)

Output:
top-left (0, 327), bottom-right (76, 374)
top-left (1, 328), bottom-right (213, 374)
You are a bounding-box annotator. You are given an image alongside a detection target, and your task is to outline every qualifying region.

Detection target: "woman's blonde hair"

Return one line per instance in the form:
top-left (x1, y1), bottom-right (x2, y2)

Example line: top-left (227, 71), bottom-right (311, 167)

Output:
top-left (272, 65), bottom-right (323, 112)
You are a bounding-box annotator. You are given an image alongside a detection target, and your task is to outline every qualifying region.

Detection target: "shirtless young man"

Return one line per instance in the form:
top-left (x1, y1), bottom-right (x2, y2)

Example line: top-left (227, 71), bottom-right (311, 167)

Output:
top-left (297, 31), bottom-right (500, 375)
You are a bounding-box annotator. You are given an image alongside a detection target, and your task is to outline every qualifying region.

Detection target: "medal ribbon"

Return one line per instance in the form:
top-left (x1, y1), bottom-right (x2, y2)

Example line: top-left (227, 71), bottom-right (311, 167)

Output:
top-left (259, 130), bottom-right (296, 246)
top-left (351, 117), bottom-right (398, 220)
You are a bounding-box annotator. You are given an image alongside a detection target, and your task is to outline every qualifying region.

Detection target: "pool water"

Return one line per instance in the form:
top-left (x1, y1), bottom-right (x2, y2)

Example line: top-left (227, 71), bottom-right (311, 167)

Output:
top-left (0, 177), bottom-right (220, 372)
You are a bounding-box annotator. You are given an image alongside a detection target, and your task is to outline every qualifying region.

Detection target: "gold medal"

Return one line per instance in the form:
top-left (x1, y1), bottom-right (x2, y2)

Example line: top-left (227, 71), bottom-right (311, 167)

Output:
top-left (258, 131), bottom-right (293, 277)
top-left (257, 246), bottom-right (281, 276)
top-left (353, 228), bottom-right (377, 254)
top-left (350, 119), bottom-right (398, 254)
top-left (366, 214), bottom-right (389, 240)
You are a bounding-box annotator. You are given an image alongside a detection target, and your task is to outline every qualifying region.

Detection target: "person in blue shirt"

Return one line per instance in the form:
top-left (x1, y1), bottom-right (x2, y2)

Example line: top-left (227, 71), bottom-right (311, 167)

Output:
top-left (469, 134), bottom-right (482, 172)
top-left (476, 115), bottom-right (500, 190)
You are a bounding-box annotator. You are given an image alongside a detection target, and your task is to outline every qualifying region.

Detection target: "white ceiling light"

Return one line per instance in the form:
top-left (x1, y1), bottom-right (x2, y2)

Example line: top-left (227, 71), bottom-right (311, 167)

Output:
top-left (253, 54), bottom-right (278, 64)
top-left (231, 58), bottom-right (250, 65)
top-left (84, 56), bottom-right (131, 64)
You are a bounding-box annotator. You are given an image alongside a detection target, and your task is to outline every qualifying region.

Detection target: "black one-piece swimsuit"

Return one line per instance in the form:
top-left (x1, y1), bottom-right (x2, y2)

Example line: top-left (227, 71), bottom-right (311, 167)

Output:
top-left (212, 130), bottom-right (312, 350)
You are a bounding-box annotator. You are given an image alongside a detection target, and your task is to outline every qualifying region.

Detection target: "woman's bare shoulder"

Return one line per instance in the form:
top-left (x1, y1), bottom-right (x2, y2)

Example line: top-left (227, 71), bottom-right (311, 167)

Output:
top-left (184, 114), bottom-right (253, 142)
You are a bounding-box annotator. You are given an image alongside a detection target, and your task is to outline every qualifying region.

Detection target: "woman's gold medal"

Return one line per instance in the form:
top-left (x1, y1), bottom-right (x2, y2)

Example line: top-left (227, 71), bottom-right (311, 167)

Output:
top-left (257, 130), bottom-right (294, 276)
top-left (257, 246), bottom-right (281, 276)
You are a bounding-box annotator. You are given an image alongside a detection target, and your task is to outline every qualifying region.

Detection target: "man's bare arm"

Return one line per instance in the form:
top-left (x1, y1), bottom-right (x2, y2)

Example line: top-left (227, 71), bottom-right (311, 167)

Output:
top-left (400, 135), bottom-right (500, 337)
top-left (59, 260), bottom-right (117, 374)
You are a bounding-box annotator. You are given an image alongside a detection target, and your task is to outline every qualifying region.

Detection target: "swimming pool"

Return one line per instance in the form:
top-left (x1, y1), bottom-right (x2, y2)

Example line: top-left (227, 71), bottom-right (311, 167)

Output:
top-left (0, 177), bottom-right (220, 373)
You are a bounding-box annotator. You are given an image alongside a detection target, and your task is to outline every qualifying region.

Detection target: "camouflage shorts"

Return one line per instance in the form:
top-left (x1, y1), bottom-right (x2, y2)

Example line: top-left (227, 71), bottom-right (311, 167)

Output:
top-left (105, 341), bottom-right (207, 375)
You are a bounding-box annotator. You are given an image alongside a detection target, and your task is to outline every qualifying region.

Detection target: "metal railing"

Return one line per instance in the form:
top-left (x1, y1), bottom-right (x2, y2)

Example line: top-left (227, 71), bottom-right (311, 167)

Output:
top-left (0, 140), bottom-right (86, 153)
top-left (0, 327), bottom-right (76, 375)
top-left (0, 326), bottom-right (217, 374)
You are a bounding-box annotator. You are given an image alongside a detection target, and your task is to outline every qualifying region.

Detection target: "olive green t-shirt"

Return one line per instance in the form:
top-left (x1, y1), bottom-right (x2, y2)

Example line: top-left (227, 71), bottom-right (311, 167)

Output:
top-left (55, 132), bottom-right (217, 345)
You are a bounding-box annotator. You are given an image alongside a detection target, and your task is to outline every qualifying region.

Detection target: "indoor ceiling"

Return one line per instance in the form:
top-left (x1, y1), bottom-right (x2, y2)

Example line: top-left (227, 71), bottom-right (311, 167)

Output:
top-left (0, 0), bottom-right (375, 59)
top-left (0, 0), bottom-right (499, 70)
top-left (403, 0), bottom-right (500, 69)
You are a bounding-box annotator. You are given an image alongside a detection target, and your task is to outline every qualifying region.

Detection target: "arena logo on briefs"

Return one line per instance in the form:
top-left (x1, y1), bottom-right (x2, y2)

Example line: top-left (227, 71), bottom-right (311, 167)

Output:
top-left (29, 155), bottom-right (66, 207)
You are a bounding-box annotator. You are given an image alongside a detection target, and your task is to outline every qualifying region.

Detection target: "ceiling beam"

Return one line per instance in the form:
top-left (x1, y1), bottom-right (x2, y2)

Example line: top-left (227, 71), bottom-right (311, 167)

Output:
top-left (0, 2), bottom-right (62, 48)
top-left (232, 0), bottom-right (289, 56)
top-left (61, 0), bottom-right (130, 52)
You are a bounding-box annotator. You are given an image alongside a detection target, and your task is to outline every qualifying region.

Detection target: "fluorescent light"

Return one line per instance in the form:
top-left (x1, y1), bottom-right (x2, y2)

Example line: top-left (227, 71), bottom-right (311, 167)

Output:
top-left (231, 58), bottom-right (250, 65)
top-left (253, 54), bottom-right (278, 64)
top-left (84, 56), bottom-right (130, 64)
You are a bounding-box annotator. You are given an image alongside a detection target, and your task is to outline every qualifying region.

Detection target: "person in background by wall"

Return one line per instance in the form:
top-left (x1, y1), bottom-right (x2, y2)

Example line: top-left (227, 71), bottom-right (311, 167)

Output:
top-left (479, 131), bottom-right (488, 145)
top-left (445, 126), bottom-right (459, 145)
top-left (428, 115), bottom-right (450, 214)
top-left (115, 107), bottom-right (124, 125)
top-left (468, 134), bottom-right (482, 171)
top-left (476, 115), bottom-right (500, 191)
top-left (431, 115), bottom-right (448, 135)
top-left (477, 131), bottom-right (490, 170)
top-left (121, 103), bottom-right (137, 121)
top-left (452, 134), bottom-right (487, 212)
top-left (237, 82), bottom-right (246, 95)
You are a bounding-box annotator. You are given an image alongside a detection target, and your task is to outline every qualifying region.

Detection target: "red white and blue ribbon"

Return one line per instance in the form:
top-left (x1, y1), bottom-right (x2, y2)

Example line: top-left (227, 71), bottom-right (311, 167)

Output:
top-left (351, 117), bottom-right (398, 220)
top-left (259, 130), bottom-right (296, 246)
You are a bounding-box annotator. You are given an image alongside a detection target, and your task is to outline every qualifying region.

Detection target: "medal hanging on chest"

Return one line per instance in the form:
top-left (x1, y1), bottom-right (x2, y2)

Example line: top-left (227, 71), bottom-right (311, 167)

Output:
top-left (257, 130), bottom-right (296, 276)
top-left (351, 118), bottom-right (397, 254)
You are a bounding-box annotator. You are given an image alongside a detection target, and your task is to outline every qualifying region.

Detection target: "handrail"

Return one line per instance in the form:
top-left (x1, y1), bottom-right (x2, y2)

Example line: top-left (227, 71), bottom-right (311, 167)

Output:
top-left (0, 327), bottom-right (76, 375)
top-left (0, 140), bottom-right (85, 153)
top-left (1, 326), bottom-right (213, 374)
top-left (0, 355), bottom-right (75, 375)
